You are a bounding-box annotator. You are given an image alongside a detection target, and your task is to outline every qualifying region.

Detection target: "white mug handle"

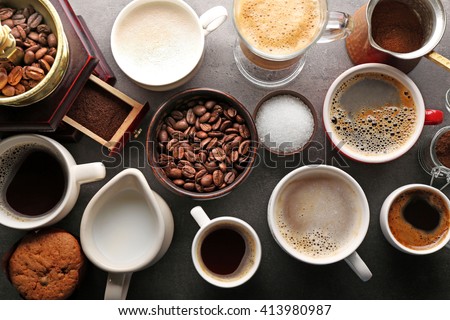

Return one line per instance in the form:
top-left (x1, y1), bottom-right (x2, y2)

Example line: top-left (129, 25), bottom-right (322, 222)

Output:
top-left (73, 162), bottom-right (106, 185)
top-left (104, 272), bottom-right (133, 300)
top-left (199, 6), bottom-right (228, 36)
top-left (344, 251), bottom-right (372, 282)
top-left (191, 206), bottom-right (211, 227)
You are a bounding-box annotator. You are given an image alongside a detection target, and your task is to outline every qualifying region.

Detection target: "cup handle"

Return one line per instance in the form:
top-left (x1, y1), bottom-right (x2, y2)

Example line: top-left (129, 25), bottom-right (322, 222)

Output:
top-left (190, 206), bottom-right (211, 227)
top-left (317, 11), bottom-right (353, 44)
top-left (344, 251), bottom-right (372, 282)
top-left (424, 109), bottom-right (444, 125)
top-left (199, 6), bottom-right (228, 36)
top-left (104, 272), bottom-right (133, 300)
top-left (73, 162), bottom-right (106, 185)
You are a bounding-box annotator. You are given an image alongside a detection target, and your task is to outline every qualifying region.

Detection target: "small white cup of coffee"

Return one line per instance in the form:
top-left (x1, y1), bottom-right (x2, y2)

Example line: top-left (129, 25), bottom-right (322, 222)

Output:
top-left (0, 134), bottom-right (106, 230)
top-left (80, 168), bottom-right (174, 299)
top-left (323, 63), bottom-right (443, 163)
top-left (268, 165), bottom-right (372, 281)
top-left (111, 0), bottom-right (228, 91)
top-left (380, 184), bottom-right (450, 255)
top-left (190, 206), bottom-right (261, 288)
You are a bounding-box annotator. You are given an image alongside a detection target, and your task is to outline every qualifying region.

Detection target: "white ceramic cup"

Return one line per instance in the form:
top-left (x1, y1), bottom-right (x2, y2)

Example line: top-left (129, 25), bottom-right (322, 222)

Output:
top-left (380, 184), bottom-right (450, 255)
top-left (0, 134), bottom-right (106, 230)
top-left (190, 206), bottom-right (261, 288)
top-left (111, 0), bottom-right (228, 91)
top-left (323, 63), bottom-right (443, 163)
top-left (80, 168), bottom-right (174, 299)
top-left (267, 165), bottom-right (372, 281)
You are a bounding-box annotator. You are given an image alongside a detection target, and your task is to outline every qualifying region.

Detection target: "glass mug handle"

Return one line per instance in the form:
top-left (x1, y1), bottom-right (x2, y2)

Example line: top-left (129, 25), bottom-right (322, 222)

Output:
top-left (317, 11), bottom-right (353, 44)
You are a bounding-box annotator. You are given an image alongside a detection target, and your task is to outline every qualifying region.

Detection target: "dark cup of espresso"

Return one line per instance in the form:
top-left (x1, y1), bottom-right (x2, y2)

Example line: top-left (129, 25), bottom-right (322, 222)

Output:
top-left (190, 206), bottom-right (261, 288)
top-left (0, 134), bottom-right (106, 230)
top-left (380, 184), bottom-right (450, 254)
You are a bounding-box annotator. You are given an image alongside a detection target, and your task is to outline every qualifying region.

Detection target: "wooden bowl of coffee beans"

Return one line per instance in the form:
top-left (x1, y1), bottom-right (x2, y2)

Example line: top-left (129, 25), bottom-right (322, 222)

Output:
top-left (147, 88), bottom-right (258, 199)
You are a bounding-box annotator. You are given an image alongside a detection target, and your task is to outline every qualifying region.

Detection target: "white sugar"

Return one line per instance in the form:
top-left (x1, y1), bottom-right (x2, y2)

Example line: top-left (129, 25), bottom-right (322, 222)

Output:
top-left (255, 94), bottom-right (315, 153)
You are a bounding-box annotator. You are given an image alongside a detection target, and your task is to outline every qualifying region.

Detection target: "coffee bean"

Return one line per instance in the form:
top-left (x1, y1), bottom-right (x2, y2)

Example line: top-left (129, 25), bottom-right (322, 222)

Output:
top-left (0, 5), bottom-right (57, 97)
top-left (186, 108), bottom-right (196, 124)
top-left (200, 174), bottom-right (213, 187)
top-left (205, 100), bottom-right (216, 109)
top-left (167, 168), bottom-right (182, 179)
top-left (182, 165), bottom-right (196, 179)
top-left (0, 8), bottom-right (15, 20)
top-left (224, 172), bottom-right (236, 185)
top-left (155, 98), bottom-right (253, 193)
top-left (1, 84), bottom-right (15, 97)
top-left (7, 66), bottom-right (23, 86)
top-left (46, 33), bottom-right (56, 47)
top-left (36, 24), bottom-right (51, 34)
top-left (196, 131), bottom-right (208, 139)
top-left (183, 182), bottom-right (195, 191)
top-left (200, 123), bottom-right (212, 132)
top-left (239, 140), bottom-right (251, 155)
top-left (213, 170), bottom-right (224, 187)
top-left (27, 12), bottom-right (43, 29)
top-left (0, 72), bottom-right (8, 90)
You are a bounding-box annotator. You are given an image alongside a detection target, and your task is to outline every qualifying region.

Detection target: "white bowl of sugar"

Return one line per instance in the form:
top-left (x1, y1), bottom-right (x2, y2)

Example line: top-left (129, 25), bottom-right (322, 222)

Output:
top-left (254, 90), bottom-right (317, 155)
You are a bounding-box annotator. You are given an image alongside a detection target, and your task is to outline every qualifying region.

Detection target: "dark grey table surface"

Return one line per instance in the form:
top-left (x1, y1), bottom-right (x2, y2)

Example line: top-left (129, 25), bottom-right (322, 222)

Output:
top-left (1, 0), bottom-right (450, 300)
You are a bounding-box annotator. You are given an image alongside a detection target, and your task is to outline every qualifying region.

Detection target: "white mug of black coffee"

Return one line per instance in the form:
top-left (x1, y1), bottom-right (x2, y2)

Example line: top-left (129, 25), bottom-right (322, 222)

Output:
top-left (0, 134), bottom-right (106, 230)
top-left (267, 165), bottom-right (372, 281)
top-left (190, 206), bottom-right (261, 288)
top-left (380, 184), bottom-right (450, 254)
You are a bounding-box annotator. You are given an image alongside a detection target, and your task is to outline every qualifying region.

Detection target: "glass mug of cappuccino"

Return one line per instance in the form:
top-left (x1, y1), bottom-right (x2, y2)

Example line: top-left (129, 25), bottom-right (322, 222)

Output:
top-left (380, 184), bottom-right (450, 254)
top-left (268, 165), bottom-right (372, 281)
top-left (323, 63), bottom-right (443, 163)
top-left (232, 0), bottom-right (353, 88)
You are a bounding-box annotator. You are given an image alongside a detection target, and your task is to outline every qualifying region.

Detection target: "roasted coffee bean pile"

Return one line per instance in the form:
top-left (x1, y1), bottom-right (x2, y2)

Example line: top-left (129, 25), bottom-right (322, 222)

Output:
top-left (156, 99), bottom-right (253, 193)
top-left (0, 5), bottom-right (57, 97)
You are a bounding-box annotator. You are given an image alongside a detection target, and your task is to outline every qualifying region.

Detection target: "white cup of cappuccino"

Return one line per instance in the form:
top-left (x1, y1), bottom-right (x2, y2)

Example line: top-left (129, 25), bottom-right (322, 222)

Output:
top-left (111, 0), bottom-right (228, 91)
top-left (323, 63), bottom-right (443, 163)
top-left (0, 134), bottom-right (106, 230)
top-left (267, 165), bottom-right (372, 281)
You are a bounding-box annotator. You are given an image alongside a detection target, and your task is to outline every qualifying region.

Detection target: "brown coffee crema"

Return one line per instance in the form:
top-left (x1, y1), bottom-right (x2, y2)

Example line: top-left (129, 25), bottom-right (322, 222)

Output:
top-left (235, 0), bottom-right (322, 56)
top-left (275, 175), bottom-right (362, 258)
top-left (330, 72), bottom-right (417, 156)
top-left (388, 189), bottom-right (450, 250)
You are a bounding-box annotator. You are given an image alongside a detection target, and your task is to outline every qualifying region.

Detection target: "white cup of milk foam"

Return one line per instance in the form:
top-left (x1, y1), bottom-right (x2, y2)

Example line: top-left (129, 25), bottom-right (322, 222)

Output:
top-left (80, 169), bottom-right (174, 299)
top-left (111, 0), bottom-right (228, 91)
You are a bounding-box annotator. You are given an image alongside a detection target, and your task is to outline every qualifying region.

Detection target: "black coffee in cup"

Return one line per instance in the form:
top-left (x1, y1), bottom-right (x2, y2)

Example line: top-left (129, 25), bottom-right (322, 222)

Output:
top-left (0, 144), bottom-right (66, 216)
top-left (201, 228), bottom-right (246, 275)
top-left (388, 188), bottom-right (450, 250)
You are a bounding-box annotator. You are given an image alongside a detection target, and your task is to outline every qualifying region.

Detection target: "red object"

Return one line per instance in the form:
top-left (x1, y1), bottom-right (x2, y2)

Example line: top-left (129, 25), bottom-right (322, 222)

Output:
top-left (425, 109), bottom-right (444, 125)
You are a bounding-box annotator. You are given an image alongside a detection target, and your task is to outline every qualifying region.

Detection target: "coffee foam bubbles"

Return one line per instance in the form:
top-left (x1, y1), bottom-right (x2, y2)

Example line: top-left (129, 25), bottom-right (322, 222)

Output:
top-left (113, 2), bottom-right (202, 84)
top-left (330, 73), bottom-right (417, 156)
top-left (235, 0), bottom-right (322, 55)
top-left (275, 175), bottom-right (361, 258)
